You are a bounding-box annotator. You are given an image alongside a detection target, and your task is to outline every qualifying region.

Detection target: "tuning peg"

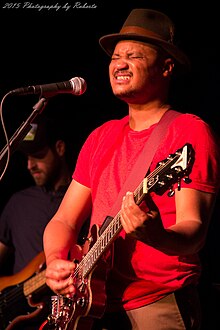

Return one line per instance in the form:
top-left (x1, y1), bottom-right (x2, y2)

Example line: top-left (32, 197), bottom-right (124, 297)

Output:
top-left (167, 187), bottom-right (175, 197)
top-left (183, 176), bottom-right (192, 184)
top-left (177, 177), bottom-right (181, 191)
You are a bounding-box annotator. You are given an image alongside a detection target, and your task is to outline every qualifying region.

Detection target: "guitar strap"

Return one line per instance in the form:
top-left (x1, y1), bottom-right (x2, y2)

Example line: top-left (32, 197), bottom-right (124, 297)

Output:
top-left (100, 109), bottom-right (182, 232)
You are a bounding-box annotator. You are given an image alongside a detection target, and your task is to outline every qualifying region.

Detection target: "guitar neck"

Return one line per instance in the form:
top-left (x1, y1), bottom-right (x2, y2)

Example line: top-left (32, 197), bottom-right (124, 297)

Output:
top-left (23, 269), bottom-right (46, 296)
top-left (75, 175), bottom-right (148, 280)
top-left (73, 145), bottom-right (191, 281)
top-left (44, 144), bottom-right (193, 330)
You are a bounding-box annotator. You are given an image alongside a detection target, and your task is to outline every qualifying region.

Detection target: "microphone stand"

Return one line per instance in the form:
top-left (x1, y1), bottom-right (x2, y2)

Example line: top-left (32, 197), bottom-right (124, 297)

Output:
top-left (0, 97), bottom-right (48, 174)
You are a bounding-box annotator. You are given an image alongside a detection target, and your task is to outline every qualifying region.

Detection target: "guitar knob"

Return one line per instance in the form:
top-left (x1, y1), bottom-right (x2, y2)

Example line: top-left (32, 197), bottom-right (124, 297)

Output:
top-left (183, 176), bottom-right (192, 184)
top-left (77, 297), bottom-right (86, 307)
top-left (167, 188), bottom-right (175, 197)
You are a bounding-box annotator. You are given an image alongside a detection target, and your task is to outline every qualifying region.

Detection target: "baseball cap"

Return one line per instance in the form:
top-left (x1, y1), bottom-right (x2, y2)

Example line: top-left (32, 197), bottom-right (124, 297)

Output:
top-left (18, 116), bottom-right (65, 158)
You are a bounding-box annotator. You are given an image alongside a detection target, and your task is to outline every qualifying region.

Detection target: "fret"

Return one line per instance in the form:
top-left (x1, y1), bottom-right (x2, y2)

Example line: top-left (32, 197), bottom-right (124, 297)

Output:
top-left (77, 144), bottom-right (193, 280)
top-left (46, 144), bottom-right (194, 330)
top-left (24, 269), bottom-right (46, 296)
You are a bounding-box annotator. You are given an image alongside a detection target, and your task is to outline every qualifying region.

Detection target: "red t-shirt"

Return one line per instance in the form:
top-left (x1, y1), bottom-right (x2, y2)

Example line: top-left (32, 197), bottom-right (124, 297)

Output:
top-left (73, 113), bottom-right (220, 310)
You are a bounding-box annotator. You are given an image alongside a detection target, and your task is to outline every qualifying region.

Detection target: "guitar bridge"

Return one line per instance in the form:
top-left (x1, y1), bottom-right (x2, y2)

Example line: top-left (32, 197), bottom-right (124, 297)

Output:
top-left (51, 295), bottom-right (64, 319)
top-left (46, 295), bottom-right (65, 328)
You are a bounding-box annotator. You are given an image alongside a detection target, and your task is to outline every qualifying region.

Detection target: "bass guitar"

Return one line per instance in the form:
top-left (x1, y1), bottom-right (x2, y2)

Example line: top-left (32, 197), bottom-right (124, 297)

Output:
top-left (42, 143), bottom-right (194, 330)
top-left (0, 251), bottom-right (52, 329)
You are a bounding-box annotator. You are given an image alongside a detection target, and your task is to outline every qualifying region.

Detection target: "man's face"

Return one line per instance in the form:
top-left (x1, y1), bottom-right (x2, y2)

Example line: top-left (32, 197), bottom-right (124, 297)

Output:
top-left (109, 40), bottom-right (168, 104)
top-left (27, 146), bottom-right (61, 187)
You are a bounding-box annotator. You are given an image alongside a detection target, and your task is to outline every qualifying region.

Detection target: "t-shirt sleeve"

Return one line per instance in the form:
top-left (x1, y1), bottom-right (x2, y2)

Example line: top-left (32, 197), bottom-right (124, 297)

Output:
top-left (72, 129), bottom-right (96, 188)
top-left (151, 114), bottom-right (220, 194)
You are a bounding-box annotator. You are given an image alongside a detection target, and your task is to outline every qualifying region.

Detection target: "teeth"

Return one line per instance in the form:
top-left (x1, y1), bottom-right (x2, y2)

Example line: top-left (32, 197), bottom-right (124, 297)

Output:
top-left (116, 76), bottom-right (130, 80)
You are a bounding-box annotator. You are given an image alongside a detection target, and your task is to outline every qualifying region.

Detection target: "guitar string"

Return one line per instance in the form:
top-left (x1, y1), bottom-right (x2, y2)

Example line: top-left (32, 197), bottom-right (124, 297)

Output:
top-left (73, 154), bottom-right (178, 279)
top-left (0, 270), bottom-right (47, 311)
top-left (0, 148), bottom-right (187, 314)
top-left (72, 150), bottom-right (185, 281)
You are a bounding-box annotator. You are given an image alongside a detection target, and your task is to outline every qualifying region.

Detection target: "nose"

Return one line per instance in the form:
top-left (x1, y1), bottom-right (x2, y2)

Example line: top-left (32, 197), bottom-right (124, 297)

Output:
top-left (110, 56), bottom-right (130, 70)
top-left (27, 157), bottom-right (37, 171)
top-left (115, 59), bottom-right (129, 69)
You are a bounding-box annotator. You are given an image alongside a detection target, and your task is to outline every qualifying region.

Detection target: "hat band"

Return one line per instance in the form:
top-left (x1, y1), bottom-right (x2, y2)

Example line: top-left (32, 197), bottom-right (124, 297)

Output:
top-left (120, 26), bottom-right (170, 43)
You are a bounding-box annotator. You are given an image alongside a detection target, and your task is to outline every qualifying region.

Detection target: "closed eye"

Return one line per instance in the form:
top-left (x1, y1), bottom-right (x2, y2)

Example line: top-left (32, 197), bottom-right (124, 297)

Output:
top-left (111, 56), bottom-right (144, 60)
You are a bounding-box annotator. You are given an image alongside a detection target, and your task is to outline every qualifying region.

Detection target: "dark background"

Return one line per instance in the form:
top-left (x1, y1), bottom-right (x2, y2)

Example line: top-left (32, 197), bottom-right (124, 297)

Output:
top-left (0, 0), bottom-right (220, 328)
top-left (0, 0), bottom-right (219, 202)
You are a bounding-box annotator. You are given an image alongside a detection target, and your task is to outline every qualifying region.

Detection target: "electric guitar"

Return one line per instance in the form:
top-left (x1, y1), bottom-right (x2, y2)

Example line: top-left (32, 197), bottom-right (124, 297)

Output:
top-left (0, 251), bottom-right (52, 329)
top-left (42, 143), bottom-right (194, 330)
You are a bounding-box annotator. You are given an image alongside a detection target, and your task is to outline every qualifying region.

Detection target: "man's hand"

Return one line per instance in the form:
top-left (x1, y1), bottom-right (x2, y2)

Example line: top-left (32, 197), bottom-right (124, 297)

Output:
top-left (120, 191), bottom-right (164, 244)
top-left (45, 258), bottom-right (77, 297)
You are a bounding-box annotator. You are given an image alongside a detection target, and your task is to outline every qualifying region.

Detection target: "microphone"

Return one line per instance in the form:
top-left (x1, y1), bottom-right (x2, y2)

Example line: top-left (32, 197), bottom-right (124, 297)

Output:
top-left (9, 77), bottom-right (87, 97)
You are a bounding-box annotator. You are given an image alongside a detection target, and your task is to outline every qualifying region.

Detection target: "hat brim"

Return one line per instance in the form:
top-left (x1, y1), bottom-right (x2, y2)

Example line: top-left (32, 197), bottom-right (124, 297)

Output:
top-left (99, 33), bottom-right (190, 72)
top-left (19, 143), bottom-right (50, 158)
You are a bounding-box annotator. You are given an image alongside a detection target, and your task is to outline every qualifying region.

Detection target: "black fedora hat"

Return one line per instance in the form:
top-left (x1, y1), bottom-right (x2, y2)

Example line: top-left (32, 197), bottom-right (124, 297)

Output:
top-left (99, 8), bottom-right (190, 71)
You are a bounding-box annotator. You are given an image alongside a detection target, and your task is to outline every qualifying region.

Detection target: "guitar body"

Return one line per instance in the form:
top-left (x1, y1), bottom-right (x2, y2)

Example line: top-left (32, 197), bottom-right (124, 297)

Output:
top-left (47, 225), bottom-right (112, 330)
top-left (42, 144), bottom-right (194, 330)
top-left (0, 251), bottom-right (52, 329)
top-left (56, 261), bottom-right (108, 330)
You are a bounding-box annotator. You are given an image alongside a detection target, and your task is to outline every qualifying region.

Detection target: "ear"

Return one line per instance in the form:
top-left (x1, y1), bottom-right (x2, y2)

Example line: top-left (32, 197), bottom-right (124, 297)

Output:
top-left (163, 58), bottom-right (175, 77)
top-left (55, 140), bottom-right (66, 156)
